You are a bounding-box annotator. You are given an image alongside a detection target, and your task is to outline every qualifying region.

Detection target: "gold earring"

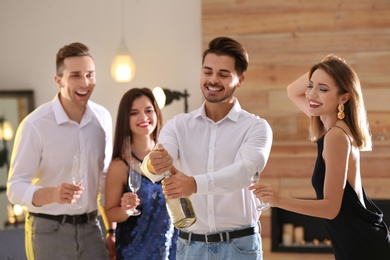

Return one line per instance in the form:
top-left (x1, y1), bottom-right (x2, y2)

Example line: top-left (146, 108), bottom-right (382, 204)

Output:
top-left (337, 103), bottom-right (345, 120)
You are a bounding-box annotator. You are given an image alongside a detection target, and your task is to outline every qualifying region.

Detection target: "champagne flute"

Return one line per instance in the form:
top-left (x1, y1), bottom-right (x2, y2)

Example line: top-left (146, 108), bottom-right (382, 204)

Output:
top-left (70, 154), bottom-right (85, 209)
top-left (127, 160), bottom-right (142, 216)
top-left (250, 167), bottom-right (270, 211)
top-left (241, 148), bottom-right (270, 211)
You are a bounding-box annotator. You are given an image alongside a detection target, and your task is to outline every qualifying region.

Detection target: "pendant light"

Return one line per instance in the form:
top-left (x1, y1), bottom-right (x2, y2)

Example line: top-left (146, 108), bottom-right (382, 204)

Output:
top-left (111, 0), bottom-right (136, 82)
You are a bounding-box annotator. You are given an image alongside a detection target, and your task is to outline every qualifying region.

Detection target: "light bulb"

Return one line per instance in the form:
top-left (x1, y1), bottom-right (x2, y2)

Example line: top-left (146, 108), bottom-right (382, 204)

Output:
top-left (111, 38), bottom-right (136, 82)
top-left (0, 119), bottom-right (14, 141)
top-left (153, 87), bottom-right (166, 109)
top-left (13, 204), bottom-right (24, 216)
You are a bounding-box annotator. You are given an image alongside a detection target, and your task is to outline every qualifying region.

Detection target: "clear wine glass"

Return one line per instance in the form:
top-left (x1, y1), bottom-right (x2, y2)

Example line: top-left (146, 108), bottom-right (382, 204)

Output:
top-left (127, 160), bottom-right (142, 216)
top-left (241, 148), bottom-right (270, 211)
top-left (250, 168), bottom-right (270, 211)
top-left (70, 154), bottom-right (85, 209)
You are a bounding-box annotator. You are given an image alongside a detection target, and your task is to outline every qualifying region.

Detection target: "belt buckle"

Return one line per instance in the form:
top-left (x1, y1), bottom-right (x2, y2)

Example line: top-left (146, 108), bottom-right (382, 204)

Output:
top-left (78, 214), bottom-right (86, 224)
top-left (60, 215), bottom-right (67, 224)
top-left (205, 234), bottom-right (209, 244)
top-left (85, 213), bottom-right (89, 223)
top-left (72, 215), bottom-right (77, 225)
top-left (73, 214), bottom-right (83, 225)
top-left (205, 232), bottom-right (224, 244)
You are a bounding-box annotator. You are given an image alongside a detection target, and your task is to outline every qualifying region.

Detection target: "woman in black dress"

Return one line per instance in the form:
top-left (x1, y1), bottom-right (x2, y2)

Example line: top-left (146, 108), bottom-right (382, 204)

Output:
top-left (250, 54), bottom-right (390, 259)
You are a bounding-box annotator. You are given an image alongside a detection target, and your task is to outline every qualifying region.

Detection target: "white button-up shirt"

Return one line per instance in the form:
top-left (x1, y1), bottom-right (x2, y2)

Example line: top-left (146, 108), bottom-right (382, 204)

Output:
top-left (7, 94), bottom-right (112, 215)
top-left (144, 99), bottom-right (272, 234)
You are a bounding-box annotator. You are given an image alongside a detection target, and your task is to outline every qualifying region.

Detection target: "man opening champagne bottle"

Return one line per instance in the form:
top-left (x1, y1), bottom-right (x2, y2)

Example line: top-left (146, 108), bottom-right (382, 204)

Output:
top-left (141, 36), bottom-right (273, 260)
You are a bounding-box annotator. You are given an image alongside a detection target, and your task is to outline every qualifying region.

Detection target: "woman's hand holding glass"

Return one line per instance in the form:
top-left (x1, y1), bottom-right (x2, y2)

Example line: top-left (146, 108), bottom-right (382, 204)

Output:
top-left (249, 182), bottom-right (278, 208)
top-left (125, 160), bottom-right (142, 216)
top-left (121, 192), bottom-right (140, 215)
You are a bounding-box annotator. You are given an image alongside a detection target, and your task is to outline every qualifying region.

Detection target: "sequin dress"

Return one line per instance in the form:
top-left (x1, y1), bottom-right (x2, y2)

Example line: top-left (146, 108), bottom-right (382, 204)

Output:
top-left (116, 159), bottom-right (178, 260)
top-left (312, 132), bottom-right (390, 260)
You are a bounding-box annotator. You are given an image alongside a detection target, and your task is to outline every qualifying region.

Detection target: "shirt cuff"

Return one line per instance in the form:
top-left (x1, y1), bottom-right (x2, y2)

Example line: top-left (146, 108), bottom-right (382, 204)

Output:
top-left (23, 185), bottom-right (42, 209)
top-left (193, 175), bottom-right (208, 194)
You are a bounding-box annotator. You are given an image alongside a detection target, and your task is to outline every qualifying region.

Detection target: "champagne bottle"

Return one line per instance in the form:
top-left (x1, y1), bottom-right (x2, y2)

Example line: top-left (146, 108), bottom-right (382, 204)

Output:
top-left (163, 171), bottom-right (196, 229)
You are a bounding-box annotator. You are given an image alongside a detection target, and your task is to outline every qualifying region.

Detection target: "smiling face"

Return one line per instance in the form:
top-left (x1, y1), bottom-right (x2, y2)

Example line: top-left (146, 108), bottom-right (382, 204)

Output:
top-left (306, 68), bottom-right (347, 119)
top-left (129, 95), bottom-right (157, 138)
top-left (55, 56), bottom-right (96, 111)
top-left (200, 53), bottom-right (243, 104)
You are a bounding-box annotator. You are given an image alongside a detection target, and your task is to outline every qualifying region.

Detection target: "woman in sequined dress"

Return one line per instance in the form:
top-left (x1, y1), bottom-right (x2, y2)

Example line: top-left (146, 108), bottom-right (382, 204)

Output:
top-left (105, 88), bottom-right (178, 259)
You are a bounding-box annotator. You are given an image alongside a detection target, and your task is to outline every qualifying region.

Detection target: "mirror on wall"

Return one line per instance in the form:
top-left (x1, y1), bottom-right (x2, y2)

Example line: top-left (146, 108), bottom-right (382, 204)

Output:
top-left (0, 90), bottom-right (34, 229)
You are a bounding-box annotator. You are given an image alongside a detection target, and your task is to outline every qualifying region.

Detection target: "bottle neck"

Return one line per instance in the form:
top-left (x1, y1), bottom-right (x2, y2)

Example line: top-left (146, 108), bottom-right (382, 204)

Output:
top-left (164, 171), bottom-right (171, 178)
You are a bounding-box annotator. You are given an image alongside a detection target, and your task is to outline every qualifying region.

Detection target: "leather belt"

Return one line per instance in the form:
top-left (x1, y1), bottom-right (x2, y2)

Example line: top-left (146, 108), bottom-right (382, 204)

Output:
top-left (179, 226), bottom-right (259, 243)
top-left (29, 210), bottom-right (97, 225)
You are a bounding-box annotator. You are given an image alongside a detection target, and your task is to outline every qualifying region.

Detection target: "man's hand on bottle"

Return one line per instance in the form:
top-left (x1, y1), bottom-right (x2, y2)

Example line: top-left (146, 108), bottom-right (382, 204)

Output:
top-left (149, 144), bottom-right (173, 174)
top-left (162, 166), bottom-right (197, 199)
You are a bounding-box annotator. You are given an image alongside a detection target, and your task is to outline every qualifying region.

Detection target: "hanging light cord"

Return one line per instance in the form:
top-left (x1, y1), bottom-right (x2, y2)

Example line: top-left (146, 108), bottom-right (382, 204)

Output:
top-left (121, 0), bottom-right (125, 39)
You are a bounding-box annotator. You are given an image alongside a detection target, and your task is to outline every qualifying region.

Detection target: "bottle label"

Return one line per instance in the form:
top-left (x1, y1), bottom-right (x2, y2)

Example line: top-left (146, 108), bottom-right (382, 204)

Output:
top-left (163, 171), bottom-right (196, 228)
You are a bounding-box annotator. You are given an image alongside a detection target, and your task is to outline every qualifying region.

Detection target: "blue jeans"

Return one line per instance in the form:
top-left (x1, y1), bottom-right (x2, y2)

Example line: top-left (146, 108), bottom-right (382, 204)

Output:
top-left (176, 231), bottom-right (262, 260)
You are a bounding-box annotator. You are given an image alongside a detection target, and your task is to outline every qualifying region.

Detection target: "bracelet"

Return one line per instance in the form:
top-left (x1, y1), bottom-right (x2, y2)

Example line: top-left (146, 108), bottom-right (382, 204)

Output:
top-left (107, 229), bottom-right (115, 234)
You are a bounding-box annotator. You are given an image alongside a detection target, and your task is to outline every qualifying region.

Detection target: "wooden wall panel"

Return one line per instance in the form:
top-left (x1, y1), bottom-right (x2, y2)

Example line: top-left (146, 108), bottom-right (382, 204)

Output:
top-left (369, 113), bottom-right (390, 141)
top-left (211, 30), bottom-right (390, 55)
top-left (364, 89), bottom-right (390, 111)
top-left (203, 0), bottom-right (390, 14)
top-left (203, 10), bottom-right (390, 35)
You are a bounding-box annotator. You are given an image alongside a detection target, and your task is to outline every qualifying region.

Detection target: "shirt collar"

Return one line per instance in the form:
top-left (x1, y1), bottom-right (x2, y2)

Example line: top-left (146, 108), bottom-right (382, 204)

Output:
top-left (52, 93), bottom-right (93, 126)
top-left (196, 97), bottom-right (242, 123)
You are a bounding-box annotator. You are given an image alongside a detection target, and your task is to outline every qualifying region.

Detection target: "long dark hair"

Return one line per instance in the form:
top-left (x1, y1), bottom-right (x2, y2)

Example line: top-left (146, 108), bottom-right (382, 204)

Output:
top-left (112, 87), bottom-right (163, 160)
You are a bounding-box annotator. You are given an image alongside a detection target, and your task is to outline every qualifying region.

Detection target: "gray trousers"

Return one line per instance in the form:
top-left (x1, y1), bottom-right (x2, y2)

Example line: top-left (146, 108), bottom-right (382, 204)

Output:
top-left (25, 213), bottom-right (109, 260)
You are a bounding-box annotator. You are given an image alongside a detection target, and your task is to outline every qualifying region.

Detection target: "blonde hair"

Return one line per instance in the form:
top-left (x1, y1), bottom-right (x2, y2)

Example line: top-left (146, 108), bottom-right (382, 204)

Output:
top-left (308, 54), bottom-right (372, 151)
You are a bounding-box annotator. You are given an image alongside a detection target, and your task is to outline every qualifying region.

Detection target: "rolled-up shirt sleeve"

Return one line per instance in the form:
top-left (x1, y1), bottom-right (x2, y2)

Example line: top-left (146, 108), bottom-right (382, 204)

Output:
top-left (158, 106), bottom-right (273, 196)
top-left (195, 120), bottom-right (273, 195)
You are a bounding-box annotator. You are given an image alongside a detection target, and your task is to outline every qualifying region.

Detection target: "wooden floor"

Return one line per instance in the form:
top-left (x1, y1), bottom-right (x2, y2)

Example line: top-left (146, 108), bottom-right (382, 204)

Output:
top-left (262, 237), bottom-right (334, 260)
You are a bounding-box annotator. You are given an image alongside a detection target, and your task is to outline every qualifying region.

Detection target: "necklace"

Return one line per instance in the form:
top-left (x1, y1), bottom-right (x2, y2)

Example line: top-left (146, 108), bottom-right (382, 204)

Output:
top-left (131, 151), bottom-right (143, 163)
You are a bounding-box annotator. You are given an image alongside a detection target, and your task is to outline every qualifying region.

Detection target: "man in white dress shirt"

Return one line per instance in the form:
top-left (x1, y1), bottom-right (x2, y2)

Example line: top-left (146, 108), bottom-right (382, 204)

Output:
top-left (143, 36), bottom-right (273, 259)
top-left (7, 42), bottom-right (114, 259)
